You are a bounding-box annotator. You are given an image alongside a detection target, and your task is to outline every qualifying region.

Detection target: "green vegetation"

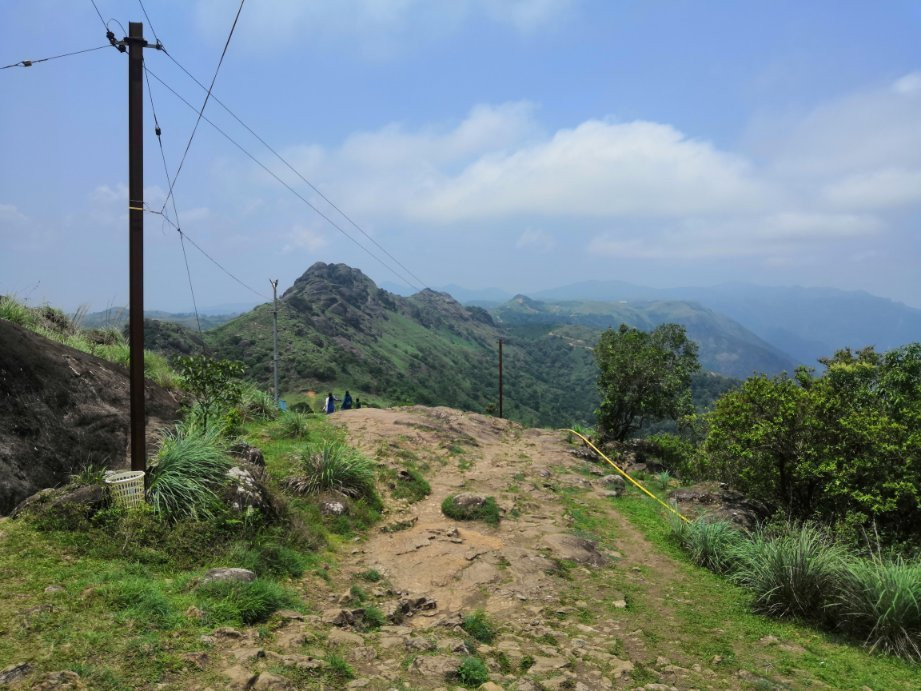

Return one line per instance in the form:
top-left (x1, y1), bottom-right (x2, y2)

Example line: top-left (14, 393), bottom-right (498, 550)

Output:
top-left (272, 410), bottom-right (311, 439)
top-left (595, 323), bottom-right (700, 441)
top-left (196, 578), bottom-right (296, 625)
top-left (387, 466), bottom-right (431, 502)
top-left (175, 355), bottom-right (245, 432)
top-left (441, 495), bottom-right (501, 525)
top-left (461, 609), bottom-right (497, 643)
top-left (283, 441), bottom-right (376, 498)
top-left (456, 656), bottom-right (490, 686)
top-left (670, 515), bottom-right (744, 574)
top-left (147, 426), bottom-right (233, 522)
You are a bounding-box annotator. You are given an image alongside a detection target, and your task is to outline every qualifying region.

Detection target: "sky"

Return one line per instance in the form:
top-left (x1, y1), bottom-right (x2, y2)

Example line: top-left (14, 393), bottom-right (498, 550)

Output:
top-left (1, 0), bottom-right (920, 312)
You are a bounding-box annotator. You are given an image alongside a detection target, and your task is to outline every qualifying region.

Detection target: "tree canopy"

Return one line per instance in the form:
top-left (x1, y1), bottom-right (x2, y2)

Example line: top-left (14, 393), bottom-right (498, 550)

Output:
top-left (594, 323), bottom-right (700, 441)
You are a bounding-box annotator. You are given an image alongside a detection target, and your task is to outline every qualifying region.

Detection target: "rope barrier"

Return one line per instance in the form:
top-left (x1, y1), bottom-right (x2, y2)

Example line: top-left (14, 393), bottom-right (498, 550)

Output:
top-left (567, 428), bottom-right (689, 523)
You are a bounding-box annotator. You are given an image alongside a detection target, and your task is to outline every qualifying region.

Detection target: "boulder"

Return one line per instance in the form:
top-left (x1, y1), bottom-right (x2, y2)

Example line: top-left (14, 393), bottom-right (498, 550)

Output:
top-left (451, 493), bottom-right (486, 509)
top-left (0, 320), bottom-right (179, 514)
top-left (321, 501), bottom-right (348, 516)
top-left (11, 483), bottom-right (108, 520)
top-left (601, 474), bottom-right (625, 489)
top-left (543, 534), bottom-right (608, 567)
top-left (229, 442), bottom-right (266, 467)
top-left (669, 482), bottom-right (769, 530)
top-left (223, 464), bottom-right (273, 515)
top-left (199, 568), bottom-right (257, 586)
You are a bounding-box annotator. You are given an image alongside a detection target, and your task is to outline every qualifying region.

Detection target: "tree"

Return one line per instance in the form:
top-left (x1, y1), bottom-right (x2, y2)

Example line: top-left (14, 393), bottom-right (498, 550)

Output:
top-left (175, 355), bottom-right (245, 432)
top-left (595, 323), bottom-right (700, 441)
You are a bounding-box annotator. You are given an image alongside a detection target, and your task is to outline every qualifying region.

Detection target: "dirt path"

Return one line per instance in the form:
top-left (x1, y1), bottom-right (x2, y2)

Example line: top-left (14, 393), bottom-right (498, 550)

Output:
top-left (207, 406), bottom-right (883, 689)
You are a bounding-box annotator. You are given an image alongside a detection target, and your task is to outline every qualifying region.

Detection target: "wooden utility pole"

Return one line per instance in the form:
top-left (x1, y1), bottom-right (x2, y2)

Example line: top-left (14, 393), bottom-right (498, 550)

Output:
top-left (271, 279), bottom-right (279, 405)
top-left (498, 338), bottom-right (504, 419)
top-left (127, 22), bottom-right (147, 472)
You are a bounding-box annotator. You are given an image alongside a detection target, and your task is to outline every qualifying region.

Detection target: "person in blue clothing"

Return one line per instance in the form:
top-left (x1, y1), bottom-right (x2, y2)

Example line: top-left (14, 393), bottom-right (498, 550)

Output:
top-left (324, 392), bottom-right (337, 414)
top-left (342, 391), bottom-right (353, 410)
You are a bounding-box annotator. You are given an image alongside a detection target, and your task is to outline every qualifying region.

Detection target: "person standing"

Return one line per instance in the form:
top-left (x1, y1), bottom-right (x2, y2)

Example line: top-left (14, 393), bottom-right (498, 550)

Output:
top-left (324, 392), bottom-right (337, 414)
top-left (342, 390), bottom-right (353, 410)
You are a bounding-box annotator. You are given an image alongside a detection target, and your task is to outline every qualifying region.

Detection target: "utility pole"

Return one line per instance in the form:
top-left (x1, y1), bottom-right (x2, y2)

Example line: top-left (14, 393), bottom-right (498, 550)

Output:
top-left (127, 22), bottom-right (147, 473)
top-left (271, 279), bottom-right (279, 406)
top-left (498, 338), bottom-right (504, 419)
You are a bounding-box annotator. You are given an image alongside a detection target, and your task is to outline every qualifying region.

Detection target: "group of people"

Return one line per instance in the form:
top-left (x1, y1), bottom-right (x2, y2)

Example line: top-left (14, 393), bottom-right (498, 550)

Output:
top-left (323, 390), bottom-right (361, 414)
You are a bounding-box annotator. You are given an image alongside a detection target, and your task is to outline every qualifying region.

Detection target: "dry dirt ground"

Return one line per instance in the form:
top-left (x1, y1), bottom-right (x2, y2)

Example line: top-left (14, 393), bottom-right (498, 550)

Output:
top-left (206, 407), bottom-right (861, 690)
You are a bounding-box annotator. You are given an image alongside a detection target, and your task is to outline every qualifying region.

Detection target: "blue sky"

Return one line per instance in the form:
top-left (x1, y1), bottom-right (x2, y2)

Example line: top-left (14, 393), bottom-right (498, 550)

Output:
top-left (1, 0), bottom-right (920, 312)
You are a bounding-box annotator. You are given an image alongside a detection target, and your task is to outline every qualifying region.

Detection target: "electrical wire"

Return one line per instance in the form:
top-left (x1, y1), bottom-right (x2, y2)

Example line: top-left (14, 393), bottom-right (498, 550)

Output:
top-left (143, 61), bottom-right (204, 341)
top-left (145, 67), bottom-right (424, 294)
top-left (160, 0), bottom-right (245, 216)
top-left (136, 0), bottom-right (161, 47)
top-left (1, 44), bottom-right (110, 70)
top-left (88, 0), bottom-right (107, 30)
top-left (161, 50), bottom-right (429, 291)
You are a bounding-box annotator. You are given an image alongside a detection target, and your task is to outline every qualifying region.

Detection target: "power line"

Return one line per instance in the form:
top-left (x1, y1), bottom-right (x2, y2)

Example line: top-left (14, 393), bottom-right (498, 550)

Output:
top-left (88, 0), bottom-right (107, 30)
top-left (143, 61), bottom-right (204, 341)
top-left (136, 0), bottom-right (161, 46)
top-left (161, 0), bottom-right (245, 216)
top-left (1, 44), bottom-right (110, 70)
top-left (161, 50), bottom-right (429, 291)
top-left (144, 67), bottom-right (424, 294)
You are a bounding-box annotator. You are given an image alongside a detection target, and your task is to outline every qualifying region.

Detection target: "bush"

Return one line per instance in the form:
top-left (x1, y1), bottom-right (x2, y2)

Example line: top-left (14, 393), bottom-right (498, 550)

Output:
top-left (196, 578), bottom-right (296, 625)
top-left (732, 523), bottom-right (845, 620)
top-left (226, 541), bottom-right (306, 578)
top-left (833, 555), bottom-right (921, 660)
top-left (461, 609), bottom-right (496, 643)
top-left (671, 516), bottom-right (745, 574)
top-left (456, 656), bottom-right (489, 686)
top-left (240, 386), bottom-right (278, 421)
top-left (284, 442), bottom-right (376, 498)
top-left (441, 495), bottom-right (501, 526)
top-left (0, 295), bottom-right (35, 327)
top-left (647, 432), bottom-right (698, 476)
top-left (147, 426), bottom-right (232, 521)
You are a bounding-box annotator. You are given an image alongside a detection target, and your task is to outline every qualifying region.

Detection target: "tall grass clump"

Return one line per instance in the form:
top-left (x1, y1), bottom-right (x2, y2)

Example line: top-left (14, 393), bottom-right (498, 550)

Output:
top-left (0, 295), bottom-right (36, 327)
top-left (240, 386), bottom-right (278, 421)
top-left (283, 441), bottom-right (376, 498)
top-left (671, 515), bottom-right (744, 574)
top-left (733, 523), bottom-right (845, 620)
top-left (832, 555), bottom-right (921, 660)
top-left (147, 426), bottom-right (232, 521)
top-left (274, 410), bottom-right (311, 439)
top-left (196, 578), bottom-right (296, 625)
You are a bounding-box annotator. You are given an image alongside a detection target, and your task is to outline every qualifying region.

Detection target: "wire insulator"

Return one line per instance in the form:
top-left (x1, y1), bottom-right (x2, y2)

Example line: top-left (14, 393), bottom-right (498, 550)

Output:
top-left (155, 126), bottom-right (161, 136)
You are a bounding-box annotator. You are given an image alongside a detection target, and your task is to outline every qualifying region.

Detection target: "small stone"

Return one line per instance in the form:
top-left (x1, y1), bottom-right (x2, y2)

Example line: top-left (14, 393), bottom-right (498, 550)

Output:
top-left (185, 605), bottom-right (205, 620)
top-left (200, 568), bottom-right (256, 585)
top-left (31, 670), bottom-right (85, 690)
top-left (328, 628), bottom-right (364, 646)
top-left (180, 652), bottom-right (209, 670)
top-left (710, 655), bottom-right (723, 665)
top-left (405, 637), bottom-right (436, 651)
top-left (250, 671), bottom-right (292, 689)
top-left (321, 501), bottom-right (348, 516)
top-left (479, 683), bottom-right (504, 691)
top-left (44, 584), bottom-right (66, 594)
top-left (275, 609), bottom-right (304, 622)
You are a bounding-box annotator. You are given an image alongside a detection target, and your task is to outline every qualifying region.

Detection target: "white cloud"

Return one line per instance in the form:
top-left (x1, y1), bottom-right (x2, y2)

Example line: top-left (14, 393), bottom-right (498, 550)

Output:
top-left (823, 168), bottom-right (921, 209)
top-left (516, 228), bottom-right (555, 251)
top-left (893, 71), bottom-right (921, 95)
top-left (195, 0), bottom-right (569, 57)
top-left (283, 224), bottom-right (328, 253)
top-left (0, 203), bottom-right (28, 225)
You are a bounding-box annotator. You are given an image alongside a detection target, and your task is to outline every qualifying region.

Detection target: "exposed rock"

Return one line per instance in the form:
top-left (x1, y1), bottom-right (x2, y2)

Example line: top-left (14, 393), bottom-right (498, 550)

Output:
top-left (321, 500), bottom-right (348, 516)
top-left (405, 636), bottom-right (437, 652)
top-left (179, 652), bottom-right (209, 670)
top-left (601, 474), bottom-right (625, 489)
top-left (229, 441), bottom-right (266, 467)
top-left (0, 662), bottom-right (32, 685)
top-left (31, 670), bottom-right (86, 690)
top-left (328, 628), bottom-right (364, 646)
top-left (223, 465), bottom-right (273, 515)
top-left (0, 320), bottom-right (179, 514)
top-left (478, 683), bottom-right (505, 691)
top-left (199, 567), bottom-right (257, 585)
top-left (11, 483), bottom-right (108, 520)
top-left (410, 655), bottom-right (461, 679)
top-left (452, 492), bottom-right (487, 509)
top-left (44, 584), bottom-right (66, 594)
top-left (250, 671), bottom-right (292, 689)
top-left (543, 533), bottom-right (609, 566)
top-left (668, 482), bottom-right (769, 530)
top-left (221, 665), bottom-right (257, 690)
top-left (265, 652), bottom-right (326, 671)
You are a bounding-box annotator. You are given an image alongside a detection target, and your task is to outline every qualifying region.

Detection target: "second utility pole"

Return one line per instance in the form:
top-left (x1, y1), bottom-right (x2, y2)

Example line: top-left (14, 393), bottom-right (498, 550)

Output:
top-left (271, 279), bottom-right (279, 406)
top-left (498, 338), bottom-right (504, 419)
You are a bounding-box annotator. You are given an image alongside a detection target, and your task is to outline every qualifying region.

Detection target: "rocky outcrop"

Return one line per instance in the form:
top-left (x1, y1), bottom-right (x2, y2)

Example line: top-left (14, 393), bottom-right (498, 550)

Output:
top-left (0, 320), bottom-right (179, 514)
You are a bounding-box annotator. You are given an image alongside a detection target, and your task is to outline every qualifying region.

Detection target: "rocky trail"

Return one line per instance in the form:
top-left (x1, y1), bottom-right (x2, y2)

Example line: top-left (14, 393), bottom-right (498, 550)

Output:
top-left (201, 407), bottom-right (865, 690)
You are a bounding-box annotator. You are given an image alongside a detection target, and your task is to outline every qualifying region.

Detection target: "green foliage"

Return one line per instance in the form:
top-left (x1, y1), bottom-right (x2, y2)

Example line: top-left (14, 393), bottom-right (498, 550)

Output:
top-left (700, 344), bottom-right (921, 545)
top-left (0, 295), bottom-right (36, 326)
top-left (324, 653), bottom-right (354, 682)
top-left (70, 463), bottom-right (108, 487)
top-left (390, 466), bottom-right (431, 502)
top-left (147, 426), bottom-right (232, 522)
top-left (175, 355), bottom-right (245, 432)
top-left (102, 576), bottom-right (177, 630)
top-left (670, 516), bottom-right (745, 574)
top-left (441, 495), bottom-right (501, 525)
top-left (595, 323), bottom-right (700, 441)
top-left (461, 609), bottom-right (497, 643)
top-left (358, 568), bottom-right (383, 582)
top-left (196, 578), bottom-right (296, 625)
top-left (225, 542), bottom-right (307, 578)
top-left (647, 432), bottom-right (699, 477)
top-left (832, 555), bottom-right (921, 660)
top-left (732, 523), bottom-right (846, 620)
top-left (240, 385), bottom-right (278, 421)
top-left (456, 656), bottom-right (489, 687)
top-left (360, 604), bottom-right (387, 630)
top-left (284, 441), bottom-right (376, 498)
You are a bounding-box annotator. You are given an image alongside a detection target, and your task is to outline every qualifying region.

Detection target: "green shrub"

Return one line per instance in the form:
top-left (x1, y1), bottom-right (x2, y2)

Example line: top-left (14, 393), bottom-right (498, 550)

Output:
top-left (240, 386), bottom-right (278, 421)
top-left (325, 653), bottom-right (354, 681)
top-left (833, 555), bottom-right (921, 660)
top-left (361, 605), bottom-right (387, 630)
top-left (196, 578), bottom-right (296, 625)
top-left (456, 656), bottom-right (489, 687)
top-left (391, 467), bottom-right (431, 503)
top-left (226, 542), bottom-right (306, 578)
top-left (648, 432), bottom-right (698, 476)
top-left (284, 442), bottom-right (376, 498)
top-left (69, 463), bottom-right (109, 487)
top-left (672, 516), bottom-right (745, 574)
top-left (358, 568), bottom-right (382, 582)
top-left (0, 295), bottom-right (36, 327)
top-left (147, 426), bottom-right (232, 521)
top-left (461, 610), bottom-right (496, 643)
top-left (441, 495), bottom-right (501, 526)
top-left (733, 523), bottom-right (845, 620)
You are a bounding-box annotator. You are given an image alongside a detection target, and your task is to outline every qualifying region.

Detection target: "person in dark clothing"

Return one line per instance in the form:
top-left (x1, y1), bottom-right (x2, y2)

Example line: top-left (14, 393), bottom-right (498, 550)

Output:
top-left (324, 392), bottom-right (337, 414)
top-left (342, 390), bottom-right (353, 410)
top-left (355, 398), bottom-right (361, 409)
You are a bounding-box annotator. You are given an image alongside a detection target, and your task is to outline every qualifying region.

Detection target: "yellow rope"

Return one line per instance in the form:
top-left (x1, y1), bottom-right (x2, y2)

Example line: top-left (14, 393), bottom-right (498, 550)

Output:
top-left (567, 429), bottom-right (689, 523)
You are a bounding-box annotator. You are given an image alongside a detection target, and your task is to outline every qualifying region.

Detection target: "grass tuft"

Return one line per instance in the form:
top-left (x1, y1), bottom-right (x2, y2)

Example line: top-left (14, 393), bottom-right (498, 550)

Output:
top-left (456, 656), bottom-right (489, 687)
top-left (273, 411), bottom-right (311, 439)
top-left (671, 515), bottom-right (745, 574)
top-left (283, 442), bottom-right (376, 498)
top-left (441, 495), bottom-right (501, 525)
top-left (0, 295), bottom-right (36, 327)
top-left (147, 426), bottom-right (232, 522)
top-left (461, 609), bottom-right (496, 643)
top-left (196, 578), bottom-right (296, 625)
